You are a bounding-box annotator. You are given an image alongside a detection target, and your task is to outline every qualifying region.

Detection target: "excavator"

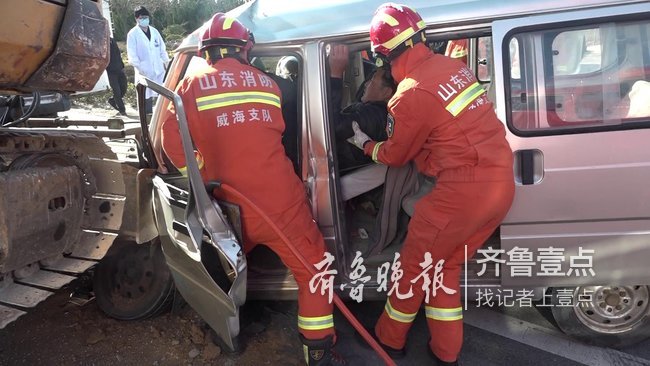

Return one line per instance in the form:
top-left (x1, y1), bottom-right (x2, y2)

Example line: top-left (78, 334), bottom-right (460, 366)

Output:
top-left (0, 0), bottom-right (140, 328)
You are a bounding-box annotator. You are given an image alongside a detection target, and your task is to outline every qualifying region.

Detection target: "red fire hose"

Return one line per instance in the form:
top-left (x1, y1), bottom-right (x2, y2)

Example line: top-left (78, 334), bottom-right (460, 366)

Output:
top-left (219, 183), bottom-right (397, 366)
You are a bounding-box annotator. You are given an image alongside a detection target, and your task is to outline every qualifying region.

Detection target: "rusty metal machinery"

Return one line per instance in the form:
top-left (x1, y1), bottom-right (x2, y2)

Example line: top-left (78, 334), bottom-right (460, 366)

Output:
top-left (0, 131), bottom-right (126, 328)
top-left (0, 0), bottom-right (109, 94)
top-left (0, 0), bottom-right (130, 328)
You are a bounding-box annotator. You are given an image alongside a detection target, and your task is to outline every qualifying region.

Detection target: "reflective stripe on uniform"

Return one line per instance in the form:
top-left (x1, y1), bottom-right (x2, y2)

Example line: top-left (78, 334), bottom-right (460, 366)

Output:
top-left (298, 314), bottom-right (334, 331)
top-left (196, 91), bottom-right (281, 111)
top-left (425, 306), bottom-right (463, 321)
top-left (371, 141), bottom-right (384, 163)
top-left (379, 20), bottom-right (425, 51)
top-left (446, 82), bottom-right (484, 117)
top-left (384, 299), bottom-right (417, 323)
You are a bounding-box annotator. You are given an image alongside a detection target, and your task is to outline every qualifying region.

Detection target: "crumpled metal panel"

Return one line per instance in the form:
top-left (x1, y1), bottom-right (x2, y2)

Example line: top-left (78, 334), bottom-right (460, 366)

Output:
top-left (119, 167), bottom-right (158, 244)
top-left (25, 0), bottom-right (109, 92)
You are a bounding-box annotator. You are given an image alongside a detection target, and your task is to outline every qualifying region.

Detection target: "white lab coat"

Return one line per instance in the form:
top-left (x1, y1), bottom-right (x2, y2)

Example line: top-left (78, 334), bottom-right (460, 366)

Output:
top-left (126, 25), bottom-right (169, 99)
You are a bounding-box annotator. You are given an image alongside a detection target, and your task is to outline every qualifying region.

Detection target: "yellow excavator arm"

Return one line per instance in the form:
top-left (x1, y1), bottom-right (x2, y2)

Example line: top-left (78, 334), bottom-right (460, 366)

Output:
top-left (0, 0), bottom-right (109, 94)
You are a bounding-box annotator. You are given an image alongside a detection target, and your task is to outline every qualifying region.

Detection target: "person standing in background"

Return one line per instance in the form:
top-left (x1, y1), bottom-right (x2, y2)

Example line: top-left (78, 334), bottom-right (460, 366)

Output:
top-left (107, 37), bottom-right (127, 116)
top-left (126, 5), bottom-right (169, 114)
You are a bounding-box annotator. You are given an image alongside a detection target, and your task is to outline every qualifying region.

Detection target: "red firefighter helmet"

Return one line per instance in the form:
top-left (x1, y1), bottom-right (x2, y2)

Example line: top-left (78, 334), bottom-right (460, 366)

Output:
top-left (199, 13), bottom-right (250, 53)
top-left (369, 3), bottom-right (426, 60)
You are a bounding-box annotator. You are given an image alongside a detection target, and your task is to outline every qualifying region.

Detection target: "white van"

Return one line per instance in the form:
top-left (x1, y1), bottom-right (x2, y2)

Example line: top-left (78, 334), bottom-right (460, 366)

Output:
top-left (102, 0), bottom-right (650, 351)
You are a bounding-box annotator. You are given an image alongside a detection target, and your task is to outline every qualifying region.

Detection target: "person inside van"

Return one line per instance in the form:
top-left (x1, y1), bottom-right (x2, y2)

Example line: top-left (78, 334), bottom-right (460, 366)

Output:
top-left (271, 56), bottom-right (300, 174)
top-left (328, 43), bottom-right (397, 201)
top-left (276, 55), bottom-right (299, 82)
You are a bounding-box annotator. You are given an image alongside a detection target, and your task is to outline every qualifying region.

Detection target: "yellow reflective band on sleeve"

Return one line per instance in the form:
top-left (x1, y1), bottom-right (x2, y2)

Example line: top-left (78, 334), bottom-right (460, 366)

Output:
top-left (384, 299), bottom-right (417, 323)
top-left (381, 27), bottom-right (417, 52)
top-left (425, 306), bottom-right (463, 321)
top-left (177, 166), bottom-right (188, 177)
top-left (446, 82), bottom-right (484, 117)
top-left (223, 17), bottom-right (234, 30)
top-left (298, 314), bottom-right (334, 331)
top-left (196, 91), bottom-right (281, 111)
top-left (371, 141), bottom-right (384, 163)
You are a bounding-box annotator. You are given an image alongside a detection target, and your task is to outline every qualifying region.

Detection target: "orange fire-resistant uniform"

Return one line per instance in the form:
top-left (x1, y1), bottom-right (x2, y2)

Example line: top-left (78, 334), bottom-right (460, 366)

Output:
top-left (161, 57), bottom-right (334, 340)
top-left (363, 43), bottom-right (515, 362)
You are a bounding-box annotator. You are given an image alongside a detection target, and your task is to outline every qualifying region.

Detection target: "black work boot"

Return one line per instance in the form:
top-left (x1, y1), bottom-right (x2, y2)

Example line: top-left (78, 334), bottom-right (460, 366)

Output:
top-left (427, 346), bottom-right (459, 366)
top-left (300, 334), bottom-right (348, 366)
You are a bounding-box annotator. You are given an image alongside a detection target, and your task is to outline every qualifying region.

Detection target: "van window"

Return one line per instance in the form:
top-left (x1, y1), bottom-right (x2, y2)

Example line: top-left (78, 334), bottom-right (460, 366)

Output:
top-left (552, 29), bottom-right (602, 75)
top-left (507, 19), bottom-right (650, 133)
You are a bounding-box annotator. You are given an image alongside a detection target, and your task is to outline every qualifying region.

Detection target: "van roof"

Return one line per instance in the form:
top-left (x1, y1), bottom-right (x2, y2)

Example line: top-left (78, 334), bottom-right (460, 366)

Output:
top-left (178, 0), bottom-right (644, 51)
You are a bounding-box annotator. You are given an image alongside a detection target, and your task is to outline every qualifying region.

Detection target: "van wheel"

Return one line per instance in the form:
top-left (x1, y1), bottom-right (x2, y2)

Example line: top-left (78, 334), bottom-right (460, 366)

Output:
top-left (551, 285), bottom-right (650, 348)
top-left (93, 239), bottom-right (175, 320)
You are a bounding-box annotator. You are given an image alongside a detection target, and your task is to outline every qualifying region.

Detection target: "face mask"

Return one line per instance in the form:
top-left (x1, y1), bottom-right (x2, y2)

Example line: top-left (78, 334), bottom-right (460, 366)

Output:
top-left (138, 17), bottom-right (150, 27)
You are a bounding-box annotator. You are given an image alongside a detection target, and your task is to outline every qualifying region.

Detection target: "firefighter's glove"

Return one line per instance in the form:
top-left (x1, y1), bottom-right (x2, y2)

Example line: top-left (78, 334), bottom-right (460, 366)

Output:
top-left (348, 121), bottom-right (371, 150)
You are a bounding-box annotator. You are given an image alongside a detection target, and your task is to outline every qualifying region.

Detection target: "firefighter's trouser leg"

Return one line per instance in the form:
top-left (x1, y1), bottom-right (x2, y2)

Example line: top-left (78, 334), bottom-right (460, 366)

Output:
top-left (424, 217), bottom-right (504, 362)
top-left (374, 180), bottom-right (514, 361)
top-left (242, 199), bottom-right (335, 340)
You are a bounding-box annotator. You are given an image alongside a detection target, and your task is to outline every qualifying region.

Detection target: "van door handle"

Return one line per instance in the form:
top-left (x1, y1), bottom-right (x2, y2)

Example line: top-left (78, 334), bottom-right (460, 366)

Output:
top-left (514, 149), bottom-right (543, 185)
top-left (520, 150), bottom-right (535, 185)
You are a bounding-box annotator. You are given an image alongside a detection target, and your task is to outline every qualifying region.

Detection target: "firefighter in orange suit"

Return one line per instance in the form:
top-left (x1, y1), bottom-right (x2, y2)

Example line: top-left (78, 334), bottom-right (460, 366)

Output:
top-left (160, 13), bottom-right (346, 366)
top-left (349, 4), bottom-right (515, 365)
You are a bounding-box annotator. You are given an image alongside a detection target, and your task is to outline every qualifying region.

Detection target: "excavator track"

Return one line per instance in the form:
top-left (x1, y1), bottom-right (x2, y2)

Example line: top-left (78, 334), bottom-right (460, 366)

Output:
top-left (0, 130), bottom-right (126, 328)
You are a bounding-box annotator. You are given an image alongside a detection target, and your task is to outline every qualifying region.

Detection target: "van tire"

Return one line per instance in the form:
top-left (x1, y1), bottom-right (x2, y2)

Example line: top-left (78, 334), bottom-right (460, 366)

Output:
top-left (551, 286), bottom-right (650, 348)
top-left (93, 239), bottom-right (175, 320)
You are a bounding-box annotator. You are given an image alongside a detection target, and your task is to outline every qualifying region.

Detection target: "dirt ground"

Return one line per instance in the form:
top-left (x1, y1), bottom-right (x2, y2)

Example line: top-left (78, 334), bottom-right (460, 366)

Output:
top-left (0, 277), bottom-right (306, 366)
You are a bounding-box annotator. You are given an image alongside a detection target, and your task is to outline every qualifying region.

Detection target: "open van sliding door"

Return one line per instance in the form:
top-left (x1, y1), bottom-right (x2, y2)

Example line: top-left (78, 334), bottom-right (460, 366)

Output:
top-left (491, 2), bottom-right (650, 290)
